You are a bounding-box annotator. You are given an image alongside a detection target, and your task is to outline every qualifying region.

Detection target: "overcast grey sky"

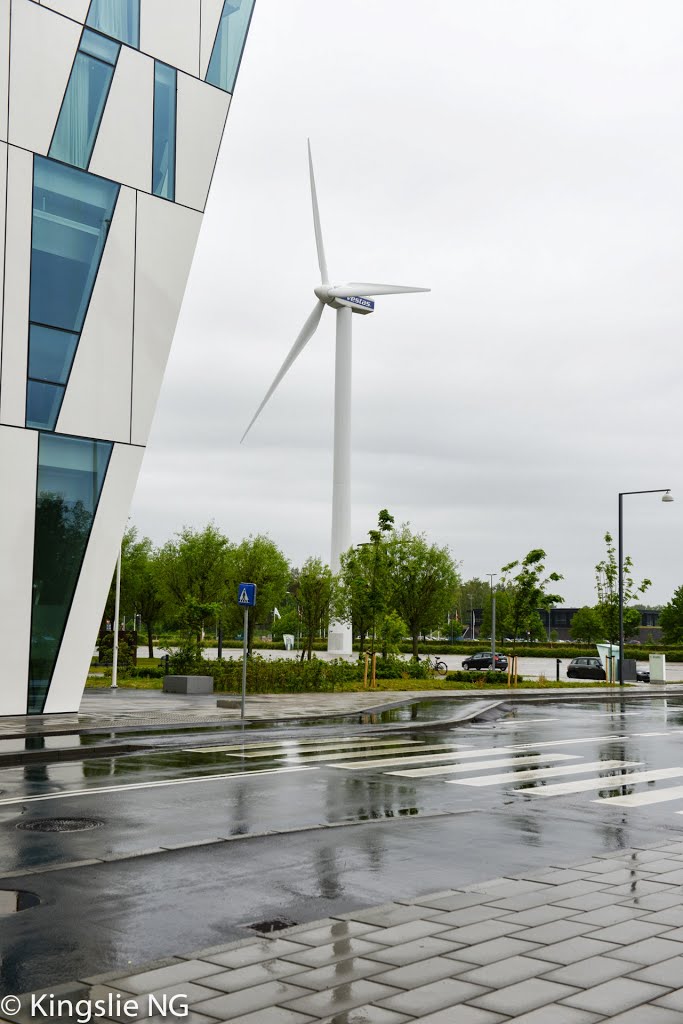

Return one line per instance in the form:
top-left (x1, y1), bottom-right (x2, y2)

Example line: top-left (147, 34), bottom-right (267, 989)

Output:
top-left (130, 0), bottom-right (683, 606)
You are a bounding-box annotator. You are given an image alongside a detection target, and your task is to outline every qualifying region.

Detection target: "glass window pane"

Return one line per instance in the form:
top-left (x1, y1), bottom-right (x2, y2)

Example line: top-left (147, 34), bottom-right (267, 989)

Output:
top-left (28, 325), bottom-right (79, 385)
top-left (80, 28), bottom-right (120, 64)
top-left (86, 0), bottom-right (139, 48)
top-left (28, 434), bottom-right (112, 713)
top-left (50, 51), bottom-right (114, 169)
top-left (26, 381), bottom-right (65, 431)
top-left (152, 62), bottom-right (176, 200)
top-left (206, 0), bottom-right (255, 94)
top-left (30, 157), bottom-right (120, 334)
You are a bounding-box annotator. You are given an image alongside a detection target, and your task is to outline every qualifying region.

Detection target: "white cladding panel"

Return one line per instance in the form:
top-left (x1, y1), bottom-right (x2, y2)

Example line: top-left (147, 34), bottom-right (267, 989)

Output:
top-left (176, 73), bottom-right (230, 212)
top-left (45, 443), bottom-right (145, 713)
top-left (200, 0), bottom-right (226, 79)
top-left (140, 0), bottom-right (200, 77)
top-left (89, 48), bottom-right (154, 194)
top-left (57, 188), bottom-right (136, 443)
top-left (0, 427), bottom-right (38, 715)
top-left (40, 0), bottom-right (90, 21)
top-left (0, 146), bottom-right (32, 427)
top-left (0, 2), bottom-right (9, 142)
top-left (0, 144), bottom-right (6, 376)
top-left (9, 0), bottom-right (80, 156)
top-left (131, 195), bottom-right (202, 444)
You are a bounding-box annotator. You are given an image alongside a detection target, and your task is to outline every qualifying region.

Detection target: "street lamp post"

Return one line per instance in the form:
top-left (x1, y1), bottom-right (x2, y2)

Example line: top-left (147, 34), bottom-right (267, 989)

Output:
top-left (618, 488), bottom-right (673, 685)
top-left (488, 573), bottom-right (497, 666)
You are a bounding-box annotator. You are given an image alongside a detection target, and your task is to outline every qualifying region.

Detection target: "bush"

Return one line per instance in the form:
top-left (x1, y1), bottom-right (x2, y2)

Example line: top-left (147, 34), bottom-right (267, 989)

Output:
top-left (446, 670), bottom-right (511, 684)
top-left (98, 631), bottom-right (136, 667)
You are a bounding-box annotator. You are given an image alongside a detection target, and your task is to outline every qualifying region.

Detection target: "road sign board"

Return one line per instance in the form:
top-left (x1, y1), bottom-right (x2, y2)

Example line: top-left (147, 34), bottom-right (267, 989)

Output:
top-left (238, 583), bottom-right (257, 607)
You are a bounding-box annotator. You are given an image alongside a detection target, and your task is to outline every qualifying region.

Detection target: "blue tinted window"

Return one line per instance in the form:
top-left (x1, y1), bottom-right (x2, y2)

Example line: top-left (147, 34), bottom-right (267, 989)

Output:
top-left (28, 325), bottom-right (79, 385)
top-left (50, 50), bottom-right (115, 169)
top-left (206, 0), bottom-right (255, 93)
top-left (86, 0), bottom-right (139, 48)
top-left (152, 62), bottom-right (176, 201)
top-left (30, 158), bottom-right (119, 334)
top-left (79, 29), bottom-right (120, 64)
top-left (28, 434), bottom-right (112, 713)
top-left (26, 381), bottom-right (65, 431)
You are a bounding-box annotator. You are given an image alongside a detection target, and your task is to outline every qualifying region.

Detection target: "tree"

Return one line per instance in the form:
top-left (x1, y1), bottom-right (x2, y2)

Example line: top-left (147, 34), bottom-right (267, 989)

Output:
top-left (292, 557), bottom-right (335, 660)
top-left (569, 606), bottom-right (603, 644)
top-left (480, 586), bottom-right (512, 642)
top-left (386, 525), bottom-right (460, 659)
top-left (500, 550), bottom-right (563, 657)
top-left (659, 586), bottom-right (683, 644)
top-left (226, 535), bottom-right (290, 655)
top-left (336, 509), bottom-right (395, 655)
top-left (595, 532), bottom-right (650, 647)
top-left (119, 530), bottom-right (167, 658)
top-left (157, 523), bottom-right (232, 644)
top-left (457, 578), bottom-right (490, 638)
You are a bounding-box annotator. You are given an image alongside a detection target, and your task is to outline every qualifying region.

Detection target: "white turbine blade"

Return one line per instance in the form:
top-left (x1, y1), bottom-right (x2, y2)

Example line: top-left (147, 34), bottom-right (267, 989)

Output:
top-left (241, 301), bottom-right (325, 443)
top-left (327, 282), bottom-right (430, 298)
top-left (308, 140), bottom-right (329, 283)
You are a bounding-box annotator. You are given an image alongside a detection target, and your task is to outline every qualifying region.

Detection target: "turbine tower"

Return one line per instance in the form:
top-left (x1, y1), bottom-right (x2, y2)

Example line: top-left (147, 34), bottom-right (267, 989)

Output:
top-left (242, 143), bottom-right (429, 654)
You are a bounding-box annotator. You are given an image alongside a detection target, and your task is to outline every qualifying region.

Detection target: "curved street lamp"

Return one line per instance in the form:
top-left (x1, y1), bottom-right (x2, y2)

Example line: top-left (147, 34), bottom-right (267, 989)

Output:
top-left (618, 489), bottom-right (674, 685)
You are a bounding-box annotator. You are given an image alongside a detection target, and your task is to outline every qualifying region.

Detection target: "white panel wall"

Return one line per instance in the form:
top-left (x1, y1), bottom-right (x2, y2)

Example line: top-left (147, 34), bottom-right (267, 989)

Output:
top-left (176, 73), bottom-right (230, 212)
top-left (40, 0), bottom-right (90, 22)
top-left (89, 48), bottom-right (154, 194)
top-left (0, 426), bottom-right (37, 716)
top-left (57, 188), bottom-right (136, 443)
top-left (131, 195), bottom-right (202, 444)
top-left (0, 146), bottom-right (32, 427)
top-left (0, 143), bottom-right (6, 378)
top-left (8, 0), bottom-right (80, 156)
top-left (0, 2), bottom-right (9, 142)
top-left (44, 443), bottom-right (145, 714)
top-left (140, 0), bottom-right (200, 77)
top-left (200, 0), bottom-right (226, 79)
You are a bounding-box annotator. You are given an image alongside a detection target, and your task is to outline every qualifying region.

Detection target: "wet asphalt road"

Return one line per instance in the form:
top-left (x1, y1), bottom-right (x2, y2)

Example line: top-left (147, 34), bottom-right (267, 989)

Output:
top-left (3, 696), bottom-right (683, 993)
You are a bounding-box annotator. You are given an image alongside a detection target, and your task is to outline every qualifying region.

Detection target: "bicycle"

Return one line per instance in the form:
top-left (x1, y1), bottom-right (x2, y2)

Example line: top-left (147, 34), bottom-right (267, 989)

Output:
top-left (421, 654), bottom-right (448, 676)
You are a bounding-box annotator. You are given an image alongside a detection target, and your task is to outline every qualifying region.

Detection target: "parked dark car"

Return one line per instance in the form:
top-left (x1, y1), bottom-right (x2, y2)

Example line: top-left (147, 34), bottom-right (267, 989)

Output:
top-left (462, 652), bottom-right (508, 671)
top-left (566, 657), bottom-right (605, 680)
top-left (637, 668), bottom-right (650, 682)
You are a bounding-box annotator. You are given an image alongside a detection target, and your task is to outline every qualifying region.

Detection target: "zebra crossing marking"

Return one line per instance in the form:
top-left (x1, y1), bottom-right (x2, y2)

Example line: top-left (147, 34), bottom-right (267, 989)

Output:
top-left (385, 753), bottom-right (580, 778)
top-left (597, 784), bottom-right (683, 808)
top-left (523, 767), bottom-right (683, 798)
top-left (184, 737), bottom-right (424, 755)
top-left (289, 743), bottom-right (464, 763)
top-left (449, 760), bottom-right (642, 788)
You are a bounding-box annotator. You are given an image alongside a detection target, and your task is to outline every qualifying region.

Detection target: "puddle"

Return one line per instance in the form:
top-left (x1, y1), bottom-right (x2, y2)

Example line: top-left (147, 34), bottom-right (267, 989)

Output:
top-left (0, 890), bottom-right (40, 914)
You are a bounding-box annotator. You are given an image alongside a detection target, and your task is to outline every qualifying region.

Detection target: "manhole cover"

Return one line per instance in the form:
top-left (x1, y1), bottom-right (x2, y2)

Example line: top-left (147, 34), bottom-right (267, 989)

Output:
top-left (248, 918), bottom-right (296, 934)
top-left (16, 817), bottom-right (103, 833)
top-left (0, 890), bottom-right (40, 914)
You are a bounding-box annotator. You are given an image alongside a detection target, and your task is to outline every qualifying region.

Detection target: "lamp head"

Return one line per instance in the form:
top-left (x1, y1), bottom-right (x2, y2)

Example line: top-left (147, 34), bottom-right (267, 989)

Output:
top-left (662, 491), bottom-right (674, 503)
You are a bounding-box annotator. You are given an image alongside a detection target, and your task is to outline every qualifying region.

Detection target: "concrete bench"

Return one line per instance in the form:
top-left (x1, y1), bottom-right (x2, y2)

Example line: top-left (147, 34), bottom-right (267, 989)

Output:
top-left (163, 675), bottom-right (214, 694)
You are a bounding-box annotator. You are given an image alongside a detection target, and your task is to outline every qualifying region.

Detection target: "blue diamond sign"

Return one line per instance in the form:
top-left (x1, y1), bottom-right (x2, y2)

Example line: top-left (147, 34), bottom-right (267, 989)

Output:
top-left (238, 583), bottom-right (257, 607)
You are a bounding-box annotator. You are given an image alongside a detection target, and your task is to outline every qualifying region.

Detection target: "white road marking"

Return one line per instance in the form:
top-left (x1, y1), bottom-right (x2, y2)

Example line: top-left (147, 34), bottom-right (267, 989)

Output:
top-left (599, 784), bottom-right (683, 807)
top-left (450, 760), bottom-right (642, 787)
top-left (183, 737), bottom-right (422, 755)
top-left (331, 748), bottom-right (581, 770)
top-left (0, 766), bottom-right (317, 807)
top-left (224, 741), bottom-right (441, 760)
top-left (290, 744), bottom-right (463, 763)
top-left (523, 767), bottom-right (683, 797)
top-left (386, 754), bottom-right (581, 778)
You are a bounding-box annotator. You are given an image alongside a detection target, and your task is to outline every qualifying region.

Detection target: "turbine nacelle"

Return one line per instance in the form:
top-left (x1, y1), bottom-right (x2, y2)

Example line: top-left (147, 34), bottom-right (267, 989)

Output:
top-left (314, 284), bottom-right (376, 314)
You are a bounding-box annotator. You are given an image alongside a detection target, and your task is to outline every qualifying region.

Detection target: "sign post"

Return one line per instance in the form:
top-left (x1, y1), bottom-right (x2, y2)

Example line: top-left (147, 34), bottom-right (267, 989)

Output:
top-left (237, 583), bottom-right (257, 719)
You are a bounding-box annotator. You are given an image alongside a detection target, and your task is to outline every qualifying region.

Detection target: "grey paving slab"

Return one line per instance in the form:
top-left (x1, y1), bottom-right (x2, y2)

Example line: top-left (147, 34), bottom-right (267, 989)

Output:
top-left (630, 956), bottom-right (683, 987)
top-left (192, 980), bottom-right (315, 1019)
top-left (364, 936), bottom-right (465, 966)
top-left (200, 939), bottom-right (309, 969)
top-left (619, 891), bottom-right (683, 911)
top-left (360, 920), bottom-right (451, 946)
top-left (632, 859), bottom-right (683, 874)
top-left (410, 892), bottom-right (493, 912)
top-left (652, 925), bottom-right (683, 942)
top-left (543, 955), bottom-right (634, 988)
top-left (280, 958), bottom-right (386, 992)
top-left (606, 880), bottom-right (676, 898)
top-left (562, 976), bottom-right (669, 1014)
top-left (642, 906), bottom-right (683, 927)
top-left (338, 903), bottom-right (442, 927)
top-left (568, 906), bottom-right (646, 927)
top-left (291, 921), bottom-right (378, 945)
top-left (652, 988), bottom-right (683, 1011)
top-left (520, 869), bottom-right (593, 886)
top-left (112, 961), bottom-right (225, 995)
top-left (282, 939), bottom-right (388, 969)
top-left (650, 868), bottom-right (683, 885)
top-left (531, 936), bottom-right (619, 965)
top-left (436, 918), bottom-right (522, 945)
top-left (468, 878), bottom-right (554, 897)
top-left (598, 1006), bottom-right (682, 1023)
top-left (317, 1007), bottom-right (411, 1024)
top-left (513, 919), bottom-right (596, 944)
top-left (377, 977), bottom-right (490, 1016)
top-left (470, 978), bottom-right (579, 1016)
top-left (369, 955), bottom-right (469, 989)
top-left (490, 881), bottom-right (605, 913)
top-left (499, 905), bottom-right (581, 927)
top-left (588, 920), bottom-right (671, 944)
top-left (456, 955), bottom-right (555, 988)
top-left (606, 936), bottom-right (683, 966)
top-left (503, 1008), bottom-right (602, 1024)
top-left (282, 980), bottom-right (402, 1018)
top-left (433, 904), bottom-right (507, 927)
top-left (555, 892), bottom-right (627, 911)
top-left (449, 935), bottom-right (541, 965)
top-left (208, 1008), bottom-right (315, 1024)
top-left (191, 959), bottom-right (309, 992)
top-left (408, 1008), bottom-right (506, 1023)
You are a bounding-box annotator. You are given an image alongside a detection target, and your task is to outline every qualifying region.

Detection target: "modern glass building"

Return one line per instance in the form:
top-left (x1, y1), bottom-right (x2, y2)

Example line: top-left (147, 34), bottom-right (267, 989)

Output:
top-left (0, 0), bottom-right (255, 715)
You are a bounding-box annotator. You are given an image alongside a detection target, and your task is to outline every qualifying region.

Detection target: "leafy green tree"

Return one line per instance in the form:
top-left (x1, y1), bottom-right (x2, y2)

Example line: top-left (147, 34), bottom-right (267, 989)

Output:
top-left (336, 509), bottom-right (395, 655)
top-left (659, 586), bottom-right (683, 644)
top-left (500, 550), bottom-right (563, 657)
top-left (226, 535), bottom-right (290, 655)
top-left (292, 557), bottom-right (335, 660)
top-left (480, 586), bottom-right (512, 642)
top-left (569, 606), bottom-right (603, 643)
top-left (157, 523), bottom-right (232, 644)
top-left (377, 610), bottom-right (407, 658)
top-left (457, 578), bottom-right (490, 638)
top-left (595, 531), bottom-right (650, 647)
top-left (118, 530), bottom-right (167, 657)
top-left (386, 525), bottom-right (460, 659)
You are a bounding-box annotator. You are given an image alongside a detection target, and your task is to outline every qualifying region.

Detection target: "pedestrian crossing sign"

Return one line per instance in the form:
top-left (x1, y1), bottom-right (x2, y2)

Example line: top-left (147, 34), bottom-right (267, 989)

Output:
top-left (238, 583), bottom-right (256, 607)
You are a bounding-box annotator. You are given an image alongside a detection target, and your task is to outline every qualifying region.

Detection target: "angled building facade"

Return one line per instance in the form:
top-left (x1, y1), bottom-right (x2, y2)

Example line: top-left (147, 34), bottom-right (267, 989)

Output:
top-left (0, 0), bottom-right (255, 715)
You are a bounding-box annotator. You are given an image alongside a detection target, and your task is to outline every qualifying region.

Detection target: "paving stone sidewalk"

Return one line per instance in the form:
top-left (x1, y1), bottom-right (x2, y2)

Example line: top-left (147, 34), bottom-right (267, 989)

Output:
top-left (10, 840), bottom-right (683, 1023)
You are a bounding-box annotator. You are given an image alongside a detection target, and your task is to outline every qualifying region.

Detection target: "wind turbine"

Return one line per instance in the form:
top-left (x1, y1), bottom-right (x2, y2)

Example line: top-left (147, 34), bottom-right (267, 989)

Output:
top-left (241, 142), bottom-right (429, 654)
